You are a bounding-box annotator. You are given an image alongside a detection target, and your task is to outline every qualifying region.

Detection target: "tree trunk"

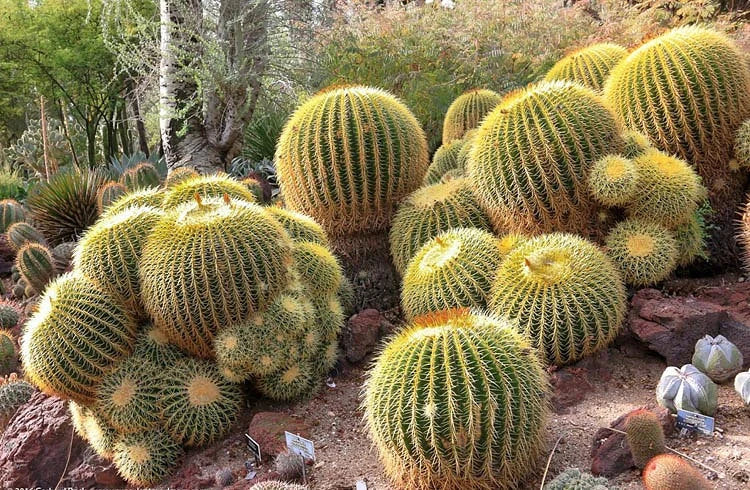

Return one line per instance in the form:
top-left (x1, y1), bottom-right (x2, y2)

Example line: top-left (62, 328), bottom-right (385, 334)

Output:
top-left (39, 96), bottom-right (52, 181)
top-left (127, 78), bottom-right (150, 157)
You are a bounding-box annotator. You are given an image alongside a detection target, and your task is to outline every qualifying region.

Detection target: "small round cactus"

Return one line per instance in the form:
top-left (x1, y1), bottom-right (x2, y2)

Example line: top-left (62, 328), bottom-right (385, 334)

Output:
top-left (656, 364), bottom-right (718, 416)
top-left (454, 128), bottom-right (478, 171)
top-left (605, 218), bottom-right (678, 287)
top-left (621, 130), bottom-right (652, 158)
top-left (292, 241), bottom-right (343, 295)
top-left (0, 330), bottom-right (17, 375)
top-left (69, 401), bottom-right (119, 458)
top-left (131, 325), bottom-right (187, 370)
top-left (0, 302), bottom-right (19, 329)
top-left (490, 233), bottom-right (626, 366)
top-left (0, 374), bottom-right (34, 426)
top-left (442, 89), bottom-right (503, 143)
top-left (588, 155), bottom-right (638, 207)
top-left (103, 187), bottom-right (163, 218)
top-left (674, 208), bottom-right (707, 268)
top-left (625, 409), bottom-right (666, 469)
top-left (15, 242), bottom-right (56, 295)
top-left (96, 181), bottom-right (128, 214)
top-left (544, 42), bottom-right (628, 91)
top-left (113, 429), bottom-right (183, 486)
top-left (364, 309), bottom-right (549, 490)
top-left (735, 369), bottom-right (750, 405)
top-left (642, 454), bottom-right (712, 490)
top-left (543, 468), bottom-right (610, 490)
top-left (165, 167), bottom-right (199, 187)
top-left (162, 174), bottom-right (256, 208)
top-left (95, 356), bottom-right (161, 433)
top-left (692, 335), bottom-right (743, 383)
top-left (159, 359), bottom-right (242, 447)
top-left (0, 199), bottom-right (24, 233)
top-left (423, 139), bottom-right (465, 185)
top-left (256, 359), bottom-right (316, 401)
top-left (389, 178), bottom-right (492, 274)
top-left (266, 206), bottom-right (329, 246)
top-left (120, 162), bottom-right (161, 191)
top-left (401, 228), bottom-right (503, 320)
top-left (6, 222), bottom-right (46, 251)
top-left (21, 273), bottom-right (138, 404)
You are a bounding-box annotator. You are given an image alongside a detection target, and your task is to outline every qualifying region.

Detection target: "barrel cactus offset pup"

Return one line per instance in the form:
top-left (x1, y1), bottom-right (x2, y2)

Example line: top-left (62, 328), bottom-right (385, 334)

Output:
top-left (692, 335), bottom-right (743, 383)
top-left (621, 130), bottom-right (652, 159)
top-left (139, 195), bottom-right (293, 357)
top-left (113, 429), bottom-right (184, 486)
top-left (0, 330), bottom-right (17, 375)
top-left (625, 409), bottom-right (666, 469)
top-left (605, 218), bottom-right (678, 287)
top-left (6, 222), bottom-right (46, 252)
top-left (120, 162), bottom-right (161, 191)
top-left (131, 325), bottom-right (187, 370)
top-left (442, 89), bottom-right (503, 144)
top-left (544, 42), bottom-right (628, 92)
top-left (103, 187), bottom-right (164, 218)
top-left (15, 242), bottom-right (56, 295)
top-left (162, 173), bottom-right (257, 208)
top-left (469, 80), bottom-right (624, 235)
top-left (0, 374), bottom-right (34, 428)
top-left (423, 139), bottom-right (465, 185)
top-left (642, 454), bottom-right (712, 490)
top-left (21, 273), bottom-right (138, 404)
top-left (96, 181), bottom-right (128, 214)
top-left (389, 178), bottom-right (492, 274)
top-left (365, 309), bottom-right (549, 490)
top-left (588, 155), bottom-right (639, 207)
top-left (95, 356), bottom-right (162, 433)
top-left (543, 468), bottom-right (611, 490)
top-left (735, 369), bottom-right (750, 405)
top-left (401, 228), bottom-right (503, 320)
top-left (276, 85), bottom-right (429, 310)
top-left (69, 401), bottom-right (118, 458)
top-left (455, 128), bottom-right (478, 171)
top-left (656, 364), bottom-right (718, 416)
top-left (490, 233), bottom-right (626, 366)
top-left (674, 207), bottom-right (708, 268)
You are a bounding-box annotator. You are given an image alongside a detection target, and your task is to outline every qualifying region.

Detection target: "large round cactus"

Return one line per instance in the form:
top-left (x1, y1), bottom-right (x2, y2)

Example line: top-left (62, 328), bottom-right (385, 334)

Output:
top-left (162, 174), bottom-right (256, 208)
top-left (21, 273), bottom-right (138, 404)
top-left (604, 26), bottom-right (750, 176)
top-left (275, 85), bottom-right (429, 237)
top-left (469, 81), bottom-right (624, 234)
top-left (401, 228), bottom-right (503, 320)
top-left (139, 196), bottom-right (293, 357)
top-left (75, 205), bottom-right (164, 316)
top-left (389, 178), bottom-right (492, 274)
top-left (544, 43), bottom-right (628, 91)
top-left (364, 309), bottom-right (549, 490)
top-left (442, 89), bottom-right (503, 144)
top-left (490, 233), bottom-right (626, 366)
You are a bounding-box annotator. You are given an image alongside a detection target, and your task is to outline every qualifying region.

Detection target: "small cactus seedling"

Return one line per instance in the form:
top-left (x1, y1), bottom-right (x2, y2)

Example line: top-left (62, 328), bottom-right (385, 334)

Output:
top-left (543, 468), bottom-right (611, 490)
top-left (131, 325), bottom-right (187, 370)
top-left (621, 130), bottom-right (652, 158)
top-left (606, 218), bottom-right (678, 287)
top-left (588, 155), bottom-right (638, 207)
top-left (625, 409), bottom-right (666, 469)
top-left (274, 450), bottom-right (305, 481)
top-left (0, 302), bottom-right (19, 329)
top-left (256, 360), bottom-right (316, 402)
top-left (0, 374), bottom-right (34, 427)
top-left (642, 454), bottom-right (712, 490)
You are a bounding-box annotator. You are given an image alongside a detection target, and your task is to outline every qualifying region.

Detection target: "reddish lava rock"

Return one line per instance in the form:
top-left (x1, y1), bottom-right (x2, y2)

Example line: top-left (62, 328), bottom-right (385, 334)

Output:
top-left (0, 391), bottom-right (124, 488)
top-left (341, 308), bottom-right (393, 363)
top-left (550, 350), bottom-right (612, 413)
top-left (590, 405), bottom-right (674, 477)
top-left (247, 412), bottom-right (312, 459)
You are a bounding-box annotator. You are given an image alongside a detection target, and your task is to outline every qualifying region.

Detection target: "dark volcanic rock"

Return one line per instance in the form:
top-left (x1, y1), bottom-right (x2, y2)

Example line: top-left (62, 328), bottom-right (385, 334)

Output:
top-left (550, 350), bottom-right (612, 414)
top-left (341, 308), bottom-right (393, 363)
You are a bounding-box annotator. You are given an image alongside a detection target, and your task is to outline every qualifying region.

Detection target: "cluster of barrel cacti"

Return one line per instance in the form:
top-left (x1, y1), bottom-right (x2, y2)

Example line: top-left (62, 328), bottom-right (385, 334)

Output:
top-left (19, 172), bottom-right (346, 485)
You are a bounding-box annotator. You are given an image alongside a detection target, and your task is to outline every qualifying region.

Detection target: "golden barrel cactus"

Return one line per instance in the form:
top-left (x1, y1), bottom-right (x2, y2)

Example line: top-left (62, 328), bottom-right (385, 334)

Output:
top-left (442, 89), bottom-right (503, 144)
top-left (113, 429), bottom-right (183, 486)
top-left (103, 187), bottom-right (164, 218)
top-left (606, 218), bottom-right (679, 287)
top-left (95, 356), bottom-right (161, 433)
top-left (162, 174), bottom-right (256, 208)
top-left (423, 139), bottom-right (465, 185)
top-left (588, 155), bottom-right (638, 207)
top-left (275, 85), bottom-right (429, 237)
top-left (544, 43), bottom-right (628, 92)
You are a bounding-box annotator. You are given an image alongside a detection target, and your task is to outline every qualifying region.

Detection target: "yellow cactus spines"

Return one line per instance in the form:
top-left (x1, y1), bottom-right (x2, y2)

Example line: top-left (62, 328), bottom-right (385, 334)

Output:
top-left (364, 309), bottom-right (549, 490)
top-left (401, 228), bottom-right (503, 320)
top-left (622, 130), bottom-right (652, 159)
top-left (96, 181), bottom-right (128, 214)
top-left (545, 43), bottom-right (627, 92)
top-left (113, 429), bottom-right (183, 486)
top-left (439, 168), bottom-right (464, 183)
top-left (490, 233), bottom-right (626, 366)
top-left (735, 119), bottom-right (750, 169)
top-left (292, 241), bottom-right (343, 294)
top-left (469, 81), bottom-right (624, 235)
top-left (275, 85), bottom-right (429, 237)
top-left (675, 208), bottom-right (708, 267)
top-left (454, 128), bottom-right (478, 171)
top-left (69, 401), bottom-right (118, 459)
top-left (588, 155), bottom-right (638, 207)
top-left (423, 139), bottom-right (465, 185)
top-left (266, 206), bottom-right (329, 246)
top-left (159, 359), bottom-right (242, 447)
top-left (312, 294), bottom-right (345, 342)
top-left (627, 149), bottom-right (703, 227)
top-left (214, 324), bottom-right (255, 383)
top-left (95, 357), bottom-right (161, 433)
top-left (120, 162), bottom-right (161, 191)
top-left (164, 167), bottom-right (199, 187)
top-left (256, 359), bottom-right (316, 401)
top-left (139, 196), bottom-right (293, 357)
top-left (0, 374), bottom-right (34, 425)
top-left (162, 173), bottom-right (256, 208)
top-left (131, 325), bottom-right (187, 370)
top-left (311, 338), bottom-right (339, 377)
top-left (605, 218), bottom-right (679, 287)
top-left (497, 232), bottom-right (527, 256)
top-left (103, 187), bottom-right (163, 218)
top-left (21, 273), bottom-right (138, 404)
top-left (16, 242), bottom-right (55, 295)
top-left (75, 205), bottom-right (165, 316)
top-left (442, 89), bottom-right (503, 144)
top-left (604, 26), bottom-right (750, 176)
top-left (389, 178), bottom-right (492, 274)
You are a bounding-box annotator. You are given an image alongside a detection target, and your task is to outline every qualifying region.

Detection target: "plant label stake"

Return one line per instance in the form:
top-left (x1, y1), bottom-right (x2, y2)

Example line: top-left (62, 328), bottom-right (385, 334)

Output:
top-left (245, 434), bottom-right (262, 465)
top-left (676, 409), bottom-right (715, 436)
top-left (285, 431), bottom-right (315, 484)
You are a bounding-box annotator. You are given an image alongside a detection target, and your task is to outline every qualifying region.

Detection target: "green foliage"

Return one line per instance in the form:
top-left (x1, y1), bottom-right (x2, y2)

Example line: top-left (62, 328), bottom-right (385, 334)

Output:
top-left (0, 199), bottom-right (25, 233)
top-left (0, 303), bottom-right (19, 330)
top-left (389, 178), bottom-right (492, 274)
top-left (96, 181), bottom-right (128, 214)
top-left (242, 110), bottom-right (289, 164)
top-left (0, 330), bottom-right (17, 375)
top-left (364, 309), bottom-right (549, 490)
top-left (625, 409), bottom-right (666, 469)
top-left (490, 233), bottom-right (626, 366)
top-left (139, 197), bottom-right (293, 357)
top-left (401, 228), bottom-right (503, 320)
top-left (161, 174), bottom-right (257, 208)
top-left (159, 359), bottom-right (242, 447)
top-left (0, 375), bottom-right (34, 422)
top-left (0, 167), bottom-right (26, 201)
top-left (266, 206), bottom-right (329, 246)
top-left (544, 43), bottom-right (627, 92)
top-left (26, 168), bottom-right (107, 245)
top-left (642, 454), bottom-right (713, 490)
top-left (120, 162), bottom-right (161, 191)
top-left (469, 81), bottom-right (624, 234)
top-left (95, 356), bottom-right (161, 433)
top-left (276, 85), bottom-right (429, 237)
top-left (423, 139), bottom-right (465, 185)
top-left (605, 218), bottom-right (678, 287)
top-left (588, 155), bottom-right (638, 207)
top-left (7, 222), bottom-right (47, 252)
top-left (113, 429), bottom-right (183, 486)
top-left (16, 242), bottom-right (56, 295)
top-left (21, 273), bottom-right (138, 404)
top-left (442, 89), bottom-right (503, 144)
top-left (544, 468), bottom-right (611, 490)
top-left (69, 401), bottom-right (118, 458)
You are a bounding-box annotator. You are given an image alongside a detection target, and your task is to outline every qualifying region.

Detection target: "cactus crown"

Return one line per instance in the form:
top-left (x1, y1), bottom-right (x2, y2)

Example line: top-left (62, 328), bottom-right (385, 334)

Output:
top-left (162, 174), bottom-right (256, 208)
top-left (442, 88), bottom-right (503, 144)
top-left (588, 155), bottom-right (638, 207)
top-left (544, 42), bottom-right (628, 91)
top-left (606, 218), bottom-right (678, 287)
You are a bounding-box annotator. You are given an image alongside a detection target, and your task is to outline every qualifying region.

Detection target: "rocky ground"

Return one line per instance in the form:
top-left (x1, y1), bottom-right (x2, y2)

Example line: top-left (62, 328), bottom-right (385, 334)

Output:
top-left (1, 275), bottom-right (748, 489)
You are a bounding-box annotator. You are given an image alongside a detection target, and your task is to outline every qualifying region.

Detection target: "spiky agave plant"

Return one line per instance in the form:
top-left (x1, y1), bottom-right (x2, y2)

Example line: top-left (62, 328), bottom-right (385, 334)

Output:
top-left (605, 218), bottom-right (678, 287)
top-left (442, 89), bottom-right (503, 144)
top-left (364, 309), bottom-right (549, 490)
top-left (26, 168), bottom-right (107, 245)
top-left (469, 81), bottom-right (624, 234)
top-left (544, 43), bottom-right (628, 92)
top-left (490, 233), bottom-right (627, 366)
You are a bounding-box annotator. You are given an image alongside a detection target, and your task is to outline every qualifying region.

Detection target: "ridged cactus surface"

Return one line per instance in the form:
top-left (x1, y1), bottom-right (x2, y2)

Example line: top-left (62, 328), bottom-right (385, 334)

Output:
top-left (606, 218), bottom-right (678, 287)
top-left (588, 155), bottom-right (638, 207)
top-left (276, 85), bottom-right (429, 237)
top-left (423, 139), bottom-right (465, 185)
top-left (0, 330), bottom-right (16, 374)
top-left (165, 167), bottom-right (199, 187)
top-left (16, 243), bottom-right (56, 295)
top-left (131, 326), bottom-right (186, 370)
top-left (162, 174), bottom-right (256, 208)
top-left (256, 359), bottom-right (316, 401)
top-left (674, 208), bottom-right (707, 267)
top-left (96, 181), bottom-right (127, 214)
top-left (401, 228), bottom-right (503, 320)
top-left (21, 273), bottom-right (138, 404)
top-left (69, 401), bottom-right (118, 458)
top-left (469, 81), bottom-right (624, 234)
top-left (0, 303), bottom-right (19, 329)
top-left (364, 309), bottom-right (549, 490)
top-left (490, 233), bottom-right (626, 366)
top-left (292, 242), bottom-right (343, 295)
top-left (389, 178), bottom-right (492, 274)
top-left (7, 222), bottom-right (46, 251)
top-left (113, 429), bottom-right (183, 485)
top-left (442, 89), bottom-right (503, 144)
top-left (735, 119), bottom-right (750, 169)
top-left (604, 26), bottom-right (750, 175)
top-left (0, 199), bottom-right (24, 233)
top-left (642, 454), bottom-right (712, 490)
top-left (120, 163), bottom-right (161, 191)
top-left (544, 43), bottom-right (627, 91)
top-left (266, 206), bottom-right (329, 246)
top-left (139, 197), bottom-right (292, 357)
top-left (95, 356), bottom-right (161, 432)
top-left (621, 130), bottom-right (652, 158)
top-left (625, 409), bottom-right (666, 469)
top-left (0, 375), bottom-right (34, 421)
top-left (104, 187), bottom-right (163, 217)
